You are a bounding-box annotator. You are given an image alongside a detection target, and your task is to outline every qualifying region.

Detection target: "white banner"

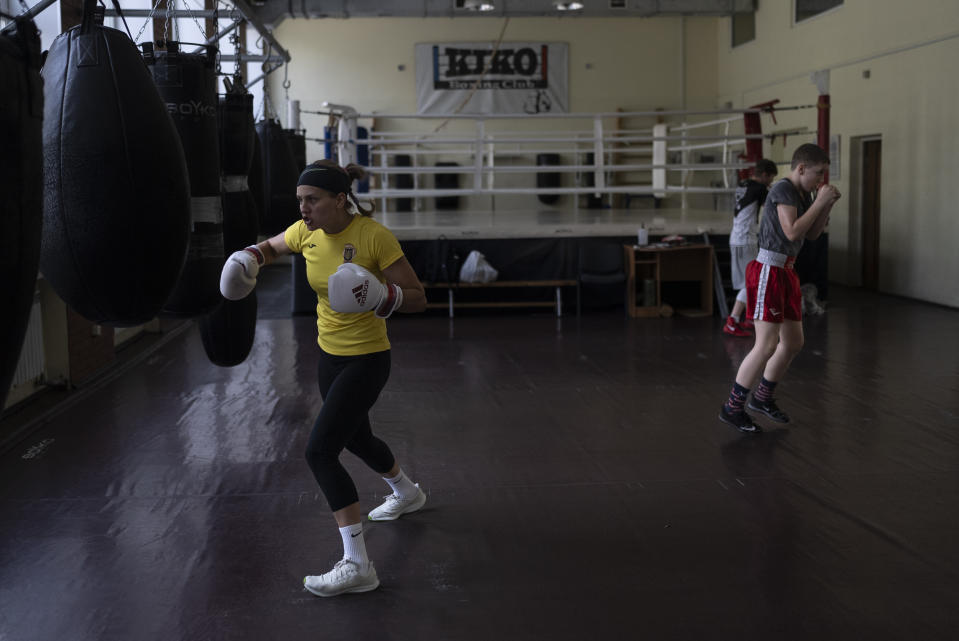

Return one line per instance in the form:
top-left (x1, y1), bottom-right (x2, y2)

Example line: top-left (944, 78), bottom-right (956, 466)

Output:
top-left (415, 42), bottom-right (568, 115)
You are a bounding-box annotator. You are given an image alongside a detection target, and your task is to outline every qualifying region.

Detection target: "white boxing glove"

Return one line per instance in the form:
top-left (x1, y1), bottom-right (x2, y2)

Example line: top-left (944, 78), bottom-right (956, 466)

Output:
top-left (220, 246), bottom-right (263, 300)
top-left (328, 262), bottom-right (404, 318)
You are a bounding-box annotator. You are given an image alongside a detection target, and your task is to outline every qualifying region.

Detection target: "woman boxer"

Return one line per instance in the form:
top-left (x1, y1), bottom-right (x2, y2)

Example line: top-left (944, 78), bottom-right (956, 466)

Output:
top-left (220, 160), bottom-right (427, 596)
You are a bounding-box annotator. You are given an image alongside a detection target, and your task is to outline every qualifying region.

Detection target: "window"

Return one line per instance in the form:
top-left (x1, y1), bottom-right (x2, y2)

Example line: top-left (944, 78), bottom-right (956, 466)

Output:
top-left (795, 0), bottom-right (843, 23)
top-left (732, 11), bottom-right (755, 47)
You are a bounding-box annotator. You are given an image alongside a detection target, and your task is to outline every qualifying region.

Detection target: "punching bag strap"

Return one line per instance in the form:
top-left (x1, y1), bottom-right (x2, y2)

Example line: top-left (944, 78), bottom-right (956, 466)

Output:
top-left (109, 0), bottom-right (134, 41)
top-left (79, 0), bottom-right (100, 34)
top-left (76, 0), bottom-right (102, 68)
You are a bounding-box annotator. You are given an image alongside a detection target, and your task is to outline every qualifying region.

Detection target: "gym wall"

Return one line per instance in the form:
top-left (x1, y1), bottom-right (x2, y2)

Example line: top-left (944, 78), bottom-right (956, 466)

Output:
top-left (268, 16), bottom-right (719, 212)
top-left (715, 0), bottom-right (959, 308)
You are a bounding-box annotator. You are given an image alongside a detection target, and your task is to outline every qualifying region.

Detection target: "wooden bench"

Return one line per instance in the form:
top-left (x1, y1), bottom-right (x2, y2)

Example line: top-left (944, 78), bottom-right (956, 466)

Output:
top-left (424, 280), bottom-right (579, 318)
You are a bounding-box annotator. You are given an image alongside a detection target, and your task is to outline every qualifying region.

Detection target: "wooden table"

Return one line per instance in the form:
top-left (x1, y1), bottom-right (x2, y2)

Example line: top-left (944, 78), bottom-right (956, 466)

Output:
top-left (623, 243), bottom-right (714, 318)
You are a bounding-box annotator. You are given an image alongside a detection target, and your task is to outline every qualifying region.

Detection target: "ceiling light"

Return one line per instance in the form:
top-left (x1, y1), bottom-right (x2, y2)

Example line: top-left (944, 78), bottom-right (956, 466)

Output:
top-left (461, 0), bottom-right (496, 10)
top-left (554, 1), bottom-right (584, 11)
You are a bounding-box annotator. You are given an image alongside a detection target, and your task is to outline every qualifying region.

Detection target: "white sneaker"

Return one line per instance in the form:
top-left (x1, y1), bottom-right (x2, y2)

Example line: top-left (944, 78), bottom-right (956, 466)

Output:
top-left (367, 484), bottom-right (427, 521)
top-left (303, 559), bottom-right (379, 597)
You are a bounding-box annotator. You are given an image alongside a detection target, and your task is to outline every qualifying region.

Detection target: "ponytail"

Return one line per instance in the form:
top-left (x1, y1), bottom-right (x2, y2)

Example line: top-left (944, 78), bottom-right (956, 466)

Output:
top-left (344, 163), bottom-right (375, 217)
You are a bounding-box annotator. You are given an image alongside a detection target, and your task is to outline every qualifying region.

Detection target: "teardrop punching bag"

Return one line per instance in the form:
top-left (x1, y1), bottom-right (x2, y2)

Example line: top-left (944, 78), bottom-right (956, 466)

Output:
top-left (1, 17), bottom-right (43, 410)
top-left (144, 41), bottom-right (224, 316)
top-left (41, 0), bottom-right (191, 327)
top-left (199, 78), bottom-right (258, 367)
top-left (255, 118), bottom-right (299, 236)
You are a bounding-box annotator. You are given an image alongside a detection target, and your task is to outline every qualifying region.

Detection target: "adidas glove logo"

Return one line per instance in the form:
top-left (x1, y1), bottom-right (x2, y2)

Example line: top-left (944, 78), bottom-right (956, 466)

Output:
top-left (351, 281), bottom-right (369, 305)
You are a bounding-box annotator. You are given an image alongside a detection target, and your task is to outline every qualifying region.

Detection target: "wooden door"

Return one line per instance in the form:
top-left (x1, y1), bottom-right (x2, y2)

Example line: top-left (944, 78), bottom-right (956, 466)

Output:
top-left (862, 139), bottom-right (881, 290)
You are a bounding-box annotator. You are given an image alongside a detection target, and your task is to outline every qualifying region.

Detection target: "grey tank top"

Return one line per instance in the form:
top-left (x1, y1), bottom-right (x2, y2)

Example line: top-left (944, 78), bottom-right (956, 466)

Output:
top-left (757, 178), bottom-right (812, 257)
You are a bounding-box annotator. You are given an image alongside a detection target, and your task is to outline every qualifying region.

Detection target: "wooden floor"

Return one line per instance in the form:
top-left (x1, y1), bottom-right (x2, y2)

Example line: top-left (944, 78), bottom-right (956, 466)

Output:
top-left (1, 286), bottom-right (958, 640)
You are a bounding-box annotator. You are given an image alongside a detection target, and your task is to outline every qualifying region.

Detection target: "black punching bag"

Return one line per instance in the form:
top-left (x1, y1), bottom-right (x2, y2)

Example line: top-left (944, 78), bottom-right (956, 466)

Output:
top-left (536, 153), bottom-right (561, 205)
top-left (199, 79), bottom-right (258, 367)
top-left (255, 118), bottom-right (299, 235)
top-left (145, 42), bottom-right (224, 316)
top-left (283, 128), bottom-right (306, 171)
top-left (583, 152), bottom-right (604, 209)
top-left (394, 154), bottom-right (413, 213)
top-left (435, 162), bottom-right (459, 210)
top-left (217, 80), bottom-right (258, 245)
top-left (41, 0), bottom-right (191, 326)
top-left (248, 132), bottom-right (266, 228)
top-left (1, 17), bottom-right (43, 410)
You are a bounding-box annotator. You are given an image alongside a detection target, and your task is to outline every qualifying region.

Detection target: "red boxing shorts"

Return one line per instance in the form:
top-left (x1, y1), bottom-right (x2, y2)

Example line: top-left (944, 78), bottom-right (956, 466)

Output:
top-left (746, 260), bottom-right (802, 323)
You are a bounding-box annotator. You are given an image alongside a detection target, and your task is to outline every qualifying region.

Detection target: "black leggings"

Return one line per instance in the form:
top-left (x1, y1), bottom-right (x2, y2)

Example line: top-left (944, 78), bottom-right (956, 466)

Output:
top-left (305, 348), bottom-right (396, 512)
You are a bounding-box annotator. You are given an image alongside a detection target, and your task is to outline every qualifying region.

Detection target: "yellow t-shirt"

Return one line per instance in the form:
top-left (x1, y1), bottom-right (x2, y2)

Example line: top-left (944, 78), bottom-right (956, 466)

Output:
top-left (284, 216), bottom-right (405, 356)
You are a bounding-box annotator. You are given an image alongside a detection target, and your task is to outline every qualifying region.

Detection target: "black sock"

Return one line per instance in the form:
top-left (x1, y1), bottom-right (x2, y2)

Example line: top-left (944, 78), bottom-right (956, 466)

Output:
top-left (725, 382), bottom-right (750, 415)
top-left (754, 377), bottom-right (777, 403)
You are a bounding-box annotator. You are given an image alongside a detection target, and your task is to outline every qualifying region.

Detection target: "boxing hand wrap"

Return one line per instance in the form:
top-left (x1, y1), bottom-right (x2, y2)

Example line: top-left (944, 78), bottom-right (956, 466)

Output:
top-left (374, 283), bottom-right (403, 319)
top-left (220, 246), bottom-right (262, 300)
top-left (244, 245), bottom-right (265, 265)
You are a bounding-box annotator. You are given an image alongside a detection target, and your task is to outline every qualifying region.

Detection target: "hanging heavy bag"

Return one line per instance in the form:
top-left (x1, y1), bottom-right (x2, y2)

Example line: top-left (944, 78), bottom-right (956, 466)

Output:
top-left (283, 128), bottom-right (306, 172)
top-left (356, 126), bottom-right (370, 193)
top-left (582, 152), bottom-right (604, 209)
top-left (144, 41), bottom-right (224, 316)
top-left (199, 80), bottom-right (258, 367)
top-left (394, 153), bottom-right (413, 213)
top-left (41, 0), bottom-right (191, 326)
top-left (255, 118), bottom-right (300, 235)
top-left (217, 80), bottom-right (257, 246)
top-left (281, 128), bottom-right (312, 316)
top-left (536, 153), bottom-right (561, 205)
top-left (218, 77), bottom-right (255, 177)
top-left (248, 130), bottom-right (266, 231)
top-left (435, 162), bottom-right (460, 210)
top-left (0, 16), bottom-right (43, 410)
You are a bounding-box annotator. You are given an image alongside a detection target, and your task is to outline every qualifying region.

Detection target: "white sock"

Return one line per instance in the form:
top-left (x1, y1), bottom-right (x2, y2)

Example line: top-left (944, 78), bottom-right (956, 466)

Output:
top-left (384, 468), bottom-right (417, 500)
top-left (339, 523), bottom-right (369, 569)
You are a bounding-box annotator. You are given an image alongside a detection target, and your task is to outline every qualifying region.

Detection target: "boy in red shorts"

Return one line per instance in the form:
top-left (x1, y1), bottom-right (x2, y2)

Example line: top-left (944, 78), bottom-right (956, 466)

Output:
top-left (718, 143), bottom-right (841, 433)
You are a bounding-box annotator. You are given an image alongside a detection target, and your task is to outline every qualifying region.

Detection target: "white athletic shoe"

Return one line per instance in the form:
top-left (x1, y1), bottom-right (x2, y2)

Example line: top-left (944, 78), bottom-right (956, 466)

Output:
top-left (368, 484), bottom-right (427, 521)
top-left (303, 559), bottom-right (379, 597)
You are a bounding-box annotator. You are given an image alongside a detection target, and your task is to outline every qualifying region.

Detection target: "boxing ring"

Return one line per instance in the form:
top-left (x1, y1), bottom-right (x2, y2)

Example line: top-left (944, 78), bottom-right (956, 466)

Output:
top-left (291, 102), bottom-right (821, 241)
top-left (284, 101), bottom-right (824, 313)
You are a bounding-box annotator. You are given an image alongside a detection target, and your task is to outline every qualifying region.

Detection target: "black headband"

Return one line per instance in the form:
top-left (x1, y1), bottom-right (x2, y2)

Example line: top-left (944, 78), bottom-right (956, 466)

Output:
top-left (296, 166), bottom-right (352, 195)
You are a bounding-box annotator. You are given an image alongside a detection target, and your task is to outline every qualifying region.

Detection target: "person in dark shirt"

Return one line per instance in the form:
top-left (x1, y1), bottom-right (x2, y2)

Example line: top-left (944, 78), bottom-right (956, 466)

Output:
top-left (718, 144), bottom-right (841, 433)
top-left (724, 158), bottom-right (778, 337)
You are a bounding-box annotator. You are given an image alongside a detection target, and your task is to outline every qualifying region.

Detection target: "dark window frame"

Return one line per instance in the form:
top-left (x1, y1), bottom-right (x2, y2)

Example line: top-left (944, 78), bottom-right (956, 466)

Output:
top-left (795, 0), bottom-right (843, 24)
top-left (731, 11), bottom-right (756, 48)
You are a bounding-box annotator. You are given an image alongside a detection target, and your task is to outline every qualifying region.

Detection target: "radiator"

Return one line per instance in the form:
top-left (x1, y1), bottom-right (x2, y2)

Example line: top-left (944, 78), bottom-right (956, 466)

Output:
top-left (11, 293), bottom-right (45, 387)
